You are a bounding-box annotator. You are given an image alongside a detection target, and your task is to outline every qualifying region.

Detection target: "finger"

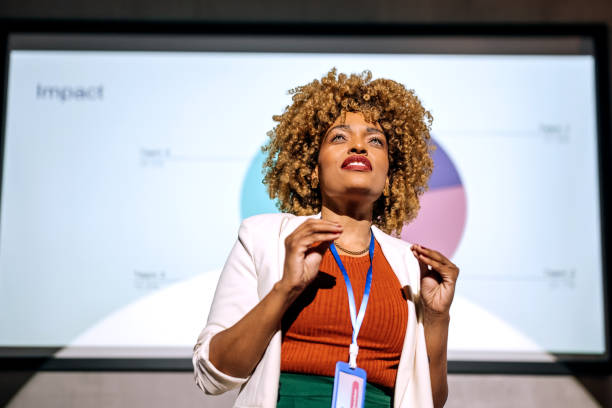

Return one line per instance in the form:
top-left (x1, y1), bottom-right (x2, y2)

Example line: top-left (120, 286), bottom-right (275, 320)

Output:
top-left (300, 232), bottom-right (342, 249)
top-left (303, 218), bottom-right (343, 228)
top-left (411, 244), bottom-right (451, 265)
top-left (415, 252), bottom-right (445, 272)
top-left (412, 250), bottom-right (430, 274)
top-left (309, 241), bottom-right (322, 249)
top-left (308, 238), bottom-right (338, 249)
top-left (298, 220), bottom-right (343, 235)
top-left (422, 269), bottom-right (444, 284)
top-left (290, 222), bottom-right (342, 246)
top-left (411, 244), bottom-right (446, 263)
top-left (417, 252), bottom-right (459, 281)
top-left (305, 234), bottom-right (340, 256)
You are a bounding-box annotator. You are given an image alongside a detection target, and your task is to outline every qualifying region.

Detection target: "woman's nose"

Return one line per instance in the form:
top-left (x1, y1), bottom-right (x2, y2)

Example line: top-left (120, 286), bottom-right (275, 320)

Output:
top-left (349, 138), bottom-right (367, 154)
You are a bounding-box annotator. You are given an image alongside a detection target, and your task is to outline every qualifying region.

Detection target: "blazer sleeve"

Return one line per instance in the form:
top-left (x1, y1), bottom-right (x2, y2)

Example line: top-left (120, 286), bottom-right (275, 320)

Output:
top-left (192, 219), bottom-right (260, 395)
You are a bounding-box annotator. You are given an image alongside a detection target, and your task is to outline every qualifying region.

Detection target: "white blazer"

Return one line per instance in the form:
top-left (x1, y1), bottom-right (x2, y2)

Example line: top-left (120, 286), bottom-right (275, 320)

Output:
top-left (193, 212), bottom-right (433, 408)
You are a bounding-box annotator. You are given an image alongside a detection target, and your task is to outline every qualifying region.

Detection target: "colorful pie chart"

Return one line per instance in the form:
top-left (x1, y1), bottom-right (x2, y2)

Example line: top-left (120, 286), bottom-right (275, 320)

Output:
top-left (400, 138), bottom-right (467, 258)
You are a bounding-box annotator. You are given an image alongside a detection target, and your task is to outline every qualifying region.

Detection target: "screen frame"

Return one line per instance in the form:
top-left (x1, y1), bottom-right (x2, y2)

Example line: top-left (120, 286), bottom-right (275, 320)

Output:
top-left (0, 19), bottom-right (609, 374)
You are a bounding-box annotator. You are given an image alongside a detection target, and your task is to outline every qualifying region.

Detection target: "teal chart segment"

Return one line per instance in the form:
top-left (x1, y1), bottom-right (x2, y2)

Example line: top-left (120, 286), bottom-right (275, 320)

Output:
top-left (240, 150), bottom-right (279, 218)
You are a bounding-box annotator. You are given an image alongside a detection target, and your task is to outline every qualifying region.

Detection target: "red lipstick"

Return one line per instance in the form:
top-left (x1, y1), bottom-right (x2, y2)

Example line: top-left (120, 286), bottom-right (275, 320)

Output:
top-left (341, 155), bottom-right (372, 171)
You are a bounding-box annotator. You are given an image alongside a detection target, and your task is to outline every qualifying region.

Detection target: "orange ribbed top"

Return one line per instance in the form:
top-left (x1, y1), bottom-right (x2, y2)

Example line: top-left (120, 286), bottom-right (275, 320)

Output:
top-left (280, 239), bottom-right (408, 389)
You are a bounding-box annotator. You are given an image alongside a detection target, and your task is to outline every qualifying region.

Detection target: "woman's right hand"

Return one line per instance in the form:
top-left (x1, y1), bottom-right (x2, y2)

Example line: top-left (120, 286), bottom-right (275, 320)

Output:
top-left (208, 218), bottom-right (342, 379)
top-left (279, 218), bottom-right (343, 295)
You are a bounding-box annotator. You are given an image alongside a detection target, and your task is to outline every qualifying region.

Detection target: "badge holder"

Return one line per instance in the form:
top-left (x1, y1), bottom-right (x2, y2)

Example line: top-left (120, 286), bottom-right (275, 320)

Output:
top-left (329, 232), bottom-right (375, 408)
top-left (332, 360), bottom-right (367, 408)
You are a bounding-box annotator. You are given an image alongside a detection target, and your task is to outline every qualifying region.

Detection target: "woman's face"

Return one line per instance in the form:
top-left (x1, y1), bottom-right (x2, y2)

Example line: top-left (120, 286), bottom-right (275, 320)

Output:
top-left (315, 111), bottom-right (389, 208)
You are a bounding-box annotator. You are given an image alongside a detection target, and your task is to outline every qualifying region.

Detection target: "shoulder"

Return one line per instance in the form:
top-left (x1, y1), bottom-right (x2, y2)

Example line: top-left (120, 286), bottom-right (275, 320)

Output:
top-left (235, 212), bottom-right (318, 265)
top-left (238, 212), bottom-right (318, 243)
top-left (239, 212), bottom-right (293, 230)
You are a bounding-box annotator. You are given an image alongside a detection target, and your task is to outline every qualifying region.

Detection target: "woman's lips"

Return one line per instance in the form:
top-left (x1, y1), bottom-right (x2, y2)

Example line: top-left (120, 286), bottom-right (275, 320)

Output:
top-left (341, 155), bottom-right (372, 171)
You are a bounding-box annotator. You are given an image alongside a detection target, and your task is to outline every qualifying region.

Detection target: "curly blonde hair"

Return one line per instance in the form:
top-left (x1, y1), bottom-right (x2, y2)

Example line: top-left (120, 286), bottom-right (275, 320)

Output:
top-left (262, 68), bottom-right (434, 235)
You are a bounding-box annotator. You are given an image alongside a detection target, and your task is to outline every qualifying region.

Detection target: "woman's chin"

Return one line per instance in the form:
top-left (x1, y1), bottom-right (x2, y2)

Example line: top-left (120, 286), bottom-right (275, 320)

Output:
top-left (328, 186), bottom-right (383, 202)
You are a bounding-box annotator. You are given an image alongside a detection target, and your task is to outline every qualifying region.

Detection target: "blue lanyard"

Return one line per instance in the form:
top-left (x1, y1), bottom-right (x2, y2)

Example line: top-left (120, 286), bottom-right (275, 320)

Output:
top-left (329, 230), bottom-right (375, 369)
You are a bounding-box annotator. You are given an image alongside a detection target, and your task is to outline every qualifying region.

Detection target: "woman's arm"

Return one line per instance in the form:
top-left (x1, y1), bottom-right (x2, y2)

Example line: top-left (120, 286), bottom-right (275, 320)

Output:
top-left (207, 218), bottom-right (343, 378)
top-left (411, 243), bottom-right (459, 408)
top-left (208, 279), bottom-right (299, 377)
top-left (424, 311), bottom-right (450, 408)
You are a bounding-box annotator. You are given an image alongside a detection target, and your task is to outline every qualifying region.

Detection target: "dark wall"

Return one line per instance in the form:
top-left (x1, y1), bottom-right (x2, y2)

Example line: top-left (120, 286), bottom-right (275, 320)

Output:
top-left (0, 0), bottom-right (611, 23)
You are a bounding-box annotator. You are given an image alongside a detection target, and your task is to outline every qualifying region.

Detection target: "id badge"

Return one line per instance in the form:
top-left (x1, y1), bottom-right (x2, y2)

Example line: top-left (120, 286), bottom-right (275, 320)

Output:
top-left (331, 361), bottom-right (367, 408)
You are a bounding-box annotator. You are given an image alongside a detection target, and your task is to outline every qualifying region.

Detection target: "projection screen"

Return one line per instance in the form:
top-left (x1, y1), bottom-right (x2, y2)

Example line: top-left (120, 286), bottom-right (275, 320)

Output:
top-left (0, 23), bottom-right (609, 370)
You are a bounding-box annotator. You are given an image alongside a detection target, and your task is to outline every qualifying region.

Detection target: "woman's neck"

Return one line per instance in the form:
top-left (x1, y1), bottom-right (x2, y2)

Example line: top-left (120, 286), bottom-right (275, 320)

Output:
top-left (320, 204), bottom-right (373, 253)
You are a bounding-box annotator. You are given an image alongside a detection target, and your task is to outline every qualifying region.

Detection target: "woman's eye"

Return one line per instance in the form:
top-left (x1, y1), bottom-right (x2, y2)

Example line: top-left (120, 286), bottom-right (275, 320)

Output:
top-left (370, 137), bottom-right (383, 146)
top-left (331, 134), bottom-right (346, 142)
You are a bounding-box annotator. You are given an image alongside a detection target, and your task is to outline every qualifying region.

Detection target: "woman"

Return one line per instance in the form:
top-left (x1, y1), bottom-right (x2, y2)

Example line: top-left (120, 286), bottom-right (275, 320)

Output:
top-left (193, 68), bottom-right (459, 408)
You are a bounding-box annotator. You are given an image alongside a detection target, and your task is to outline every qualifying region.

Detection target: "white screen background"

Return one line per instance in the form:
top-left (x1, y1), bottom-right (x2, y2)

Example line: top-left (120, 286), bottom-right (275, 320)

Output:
top-left (0, 49), bottom-right (604, 359)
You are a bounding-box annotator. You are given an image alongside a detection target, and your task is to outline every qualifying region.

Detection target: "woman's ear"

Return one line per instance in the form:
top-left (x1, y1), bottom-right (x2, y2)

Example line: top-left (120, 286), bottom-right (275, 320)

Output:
top-left (311, 166), bottom-right (319, 189)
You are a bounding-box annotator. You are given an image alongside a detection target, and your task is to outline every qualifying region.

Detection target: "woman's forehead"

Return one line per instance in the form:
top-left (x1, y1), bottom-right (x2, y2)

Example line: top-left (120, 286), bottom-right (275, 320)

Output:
top-left (329, 111), bottom-right (383, 129)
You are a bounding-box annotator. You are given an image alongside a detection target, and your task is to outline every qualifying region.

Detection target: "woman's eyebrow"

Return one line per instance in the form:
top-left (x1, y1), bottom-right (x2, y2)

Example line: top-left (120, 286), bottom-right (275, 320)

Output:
top-left (366, 127), bottom-right (385, 135)
top-left (325, 124), bottom-right (385, 137)
top-left (325, 124), bottom-right (350, 136)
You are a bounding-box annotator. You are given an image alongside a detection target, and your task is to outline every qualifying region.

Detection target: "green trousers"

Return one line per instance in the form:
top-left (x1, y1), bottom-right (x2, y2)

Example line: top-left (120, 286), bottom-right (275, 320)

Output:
top-left (277, 372), bottom-right (392, 408)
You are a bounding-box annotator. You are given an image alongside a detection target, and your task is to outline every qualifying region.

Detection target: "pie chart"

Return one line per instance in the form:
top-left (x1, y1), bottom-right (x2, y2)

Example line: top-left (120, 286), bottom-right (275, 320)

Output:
top-left (400, 138), bottom-right (467, 258)
top-left (241, 137), bottom-right (467, 258)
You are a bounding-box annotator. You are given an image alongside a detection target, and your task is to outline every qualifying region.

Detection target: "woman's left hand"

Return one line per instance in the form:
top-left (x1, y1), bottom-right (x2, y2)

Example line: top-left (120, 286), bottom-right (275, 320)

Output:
top-left (410, 244), bottom-right (459, 318)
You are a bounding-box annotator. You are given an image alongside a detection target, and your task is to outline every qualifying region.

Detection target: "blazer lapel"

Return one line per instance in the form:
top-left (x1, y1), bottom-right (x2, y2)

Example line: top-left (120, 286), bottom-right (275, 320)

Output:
top-left (371, 225), bottom-right (421, 408)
